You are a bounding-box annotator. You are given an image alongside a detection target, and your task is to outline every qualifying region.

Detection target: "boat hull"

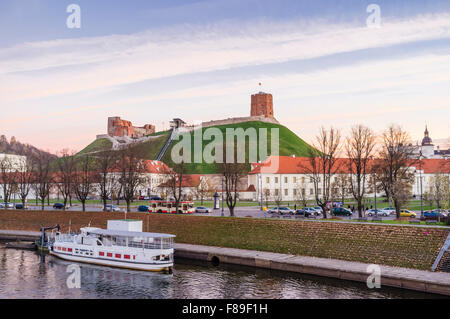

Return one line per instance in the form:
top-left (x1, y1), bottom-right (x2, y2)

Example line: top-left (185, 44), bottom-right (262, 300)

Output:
top-left (50, 250), bottom-right (173, 272)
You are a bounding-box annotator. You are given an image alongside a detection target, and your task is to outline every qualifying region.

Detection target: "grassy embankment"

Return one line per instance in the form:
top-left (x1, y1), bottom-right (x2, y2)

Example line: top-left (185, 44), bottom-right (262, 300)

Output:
top-left (0, 210), bottom-right (447, 270)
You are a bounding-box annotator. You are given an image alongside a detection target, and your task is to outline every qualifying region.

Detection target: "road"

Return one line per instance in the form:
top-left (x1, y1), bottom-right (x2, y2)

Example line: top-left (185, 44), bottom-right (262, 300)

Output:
top-left (9, 204), bottom-right (422, 222)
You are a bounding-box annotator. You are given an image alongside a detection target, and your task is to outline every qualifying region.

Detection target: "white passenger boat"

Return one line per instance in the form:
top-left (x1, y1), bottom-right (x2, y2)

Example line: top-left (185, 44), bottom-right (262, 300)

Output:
top-left (49, 220), bottom-right (175, 272)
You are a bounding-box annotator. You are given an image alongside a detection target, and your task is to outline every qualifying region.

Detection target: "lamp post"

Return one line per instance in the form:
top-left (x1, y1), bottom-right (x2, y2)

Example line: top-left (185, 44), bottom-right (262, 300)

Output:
top-left (221, 176), bottom-right (224, 217)
top-left (370, 156), bottom-right (377, 217)
top-left (260, 173), bottom-right (263, 211)
top-left (419, 151), bottom-right (424, 219)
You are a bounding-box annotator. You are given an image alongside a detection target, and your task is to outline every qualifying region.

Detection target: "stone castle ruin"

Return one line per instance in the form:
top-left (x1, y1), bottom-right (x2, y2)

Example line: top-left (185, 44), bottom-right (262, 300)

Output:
top-left (96, 91), bottom-right (279, 146)
top-left (107, 117), bottom-right (155, 138)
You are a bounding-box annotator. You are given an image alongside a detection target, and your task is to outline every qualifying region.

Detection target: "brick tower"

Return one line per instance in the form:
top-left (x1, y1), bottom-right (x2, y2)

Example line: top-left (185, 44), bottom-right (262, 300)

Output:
top-left (250, 92), bottom-right (274, 118)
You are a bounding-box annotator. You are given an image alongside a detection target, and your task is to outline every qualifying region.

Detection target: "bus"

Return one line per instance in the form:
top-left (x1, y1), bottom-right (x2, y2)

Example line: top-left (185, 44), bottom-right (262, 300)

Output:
top-left (148, 200), bottom-right (195, 214)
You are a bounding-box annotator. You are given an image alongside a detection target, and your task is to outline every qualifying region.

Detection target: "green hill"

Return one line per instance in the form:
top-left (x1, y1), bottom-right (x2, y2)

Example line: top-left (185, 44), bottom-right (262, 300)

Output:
top-left (75, 121), bottom-right (315, 174)
top-left (162, 121), bottom-right (314, 174)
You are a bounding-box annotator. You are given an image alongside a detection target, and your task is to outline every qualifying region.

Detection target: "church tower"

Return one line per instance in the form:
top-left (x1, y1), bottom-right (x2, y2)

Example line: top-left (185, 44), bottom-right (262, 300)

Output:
top-left (251, 92), bottom-right (274, 118)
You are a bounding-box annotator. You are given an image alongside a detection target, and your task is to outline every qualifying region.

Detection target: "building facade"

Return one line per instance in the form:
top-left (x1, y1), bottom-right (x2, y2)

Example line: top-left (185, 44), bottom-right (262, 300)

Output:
top-left (248, 156), bottom-right (450, 203)
top-left (0, 153), bottom-right (27, 172)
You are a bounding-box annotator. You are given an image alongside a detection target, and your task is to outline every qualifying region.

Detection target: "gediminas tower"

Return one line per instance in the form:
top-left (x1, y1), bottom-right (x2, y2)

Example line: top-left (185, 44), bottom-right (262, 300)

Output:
top-left (250, 92), bottom-right (274, 118)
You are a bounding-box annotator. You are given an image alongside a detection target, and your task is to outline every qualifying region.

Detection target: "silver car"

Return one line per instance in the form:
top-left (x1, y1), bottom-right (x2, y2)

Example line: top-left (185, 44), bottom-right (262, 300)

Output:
top-left (267, 207), bottom-right (295, 215)
top-left (195, 206), bottom-right (211, 214)
top-left (105, 205), bottom-right (122, 212)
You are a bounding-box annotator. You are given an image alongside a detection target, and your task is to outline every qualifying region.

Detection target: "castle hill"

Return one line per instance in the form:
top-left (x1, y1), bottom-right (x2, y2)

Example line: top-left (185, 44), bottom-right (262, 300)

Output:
top-left (0, 0), bottom-right (449, 303)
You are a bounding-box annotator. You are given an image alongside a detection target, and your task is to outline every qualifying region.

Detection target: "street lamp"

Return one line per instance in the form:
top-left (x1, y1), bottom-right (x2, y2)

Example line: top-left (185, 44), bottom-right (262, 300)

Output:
top-left (221, 176), bottom-right (224, 217)
top-left (419, 151), bottom-right (424, 219)
top-left (259, 173), bottom-right (263, 211)
top-left (370, 156), bottom-right (377, 217)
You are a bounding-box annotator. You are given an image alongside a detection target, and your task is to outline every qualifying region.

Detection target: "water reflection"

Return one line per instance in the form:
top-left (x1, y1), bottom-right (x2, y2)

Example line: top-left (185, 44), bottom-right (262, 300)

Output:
top-left (0, 247), bottom-right (443, 299)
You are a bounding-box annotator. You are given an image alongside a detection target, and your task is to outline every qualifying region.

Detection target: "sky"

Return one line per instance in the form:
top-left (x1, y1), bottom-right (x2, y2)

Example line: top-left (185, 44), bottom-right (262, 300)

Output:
top-left (0, 0), bottom-right (449, 153)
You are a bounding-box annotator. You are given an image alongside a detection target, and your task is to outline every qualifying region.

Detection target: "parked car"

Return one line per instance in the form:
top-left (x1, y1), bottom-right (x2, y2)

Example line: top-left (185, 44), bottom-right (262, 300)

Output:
top-left (267, 207), bottom-right (294, 215)
top-left (379, 207), bottom-right (395, 215)
top-left (138, 196), bottom-right (151, 201)
top-left (424, 209), bottom-right (448, 219)
top-left (105, 205), bottom-right (122, 212)
top-left (138, 205), bottom-right (149, 212)
top-left (399, 209), bottom-right (417, 218)
top-left (1, 202), bottom-right (14, 209)
top-left (295, 209), bottom-right (315, 217)
top-left (53, 203), bottom-right (65, 210)
top-left (365, 209), bottom-right (388, 217)
top-left (332, 207), bottom-right (352, 216)
top-left (195, 206), bottom-right (211, 214)
top-left (15, 203), bottom-right (26, 210)
top-left (312, 206), bottom-right (323, 215)
top-left (150, 196), bottom-right (162, 201)
top-left (302, 207), bottom-right (320, 216)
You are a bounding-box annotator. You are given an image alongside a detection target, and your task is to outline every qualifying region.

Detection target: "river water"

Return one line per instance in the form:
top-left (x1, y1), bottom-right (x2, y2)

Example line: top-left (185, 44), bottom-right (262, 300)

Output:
top-left (0, 247), bottom-right (442, 299)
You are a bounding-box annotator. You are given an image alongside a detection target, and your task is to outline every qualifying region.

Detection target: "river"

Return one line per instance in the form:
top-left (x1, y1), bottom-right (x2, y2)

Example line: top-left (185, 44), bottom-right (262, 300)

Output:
top-left (0, 247), bottom-right (442, 299)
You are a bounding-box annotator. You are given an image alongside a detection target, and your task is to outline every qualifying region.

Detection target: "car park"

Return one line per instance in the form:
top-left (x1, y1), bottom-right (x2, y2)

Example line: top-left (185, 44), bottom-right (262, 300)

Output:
top-left (138, 205), bottom-right (149, 212)
top-left (195, 206), bottom-right (211, 214)
top-left (267, 207), bottom-right (294, 215)
top-left (399, 209), bottom-right (417, 218)
top-left (332, 207), bottom-right (352, 216)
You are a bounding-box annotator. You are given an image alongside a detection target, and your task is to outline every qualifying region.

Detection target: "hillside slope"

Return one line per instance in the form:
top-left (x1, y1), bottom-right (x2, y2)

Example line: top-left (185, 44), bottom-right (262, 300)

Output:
top-left (162, 121), bottom-right (315, 174)
top-left (75, 121), bottom-right (315, 174)
top-left (0, 135), bottom-right (57, 162)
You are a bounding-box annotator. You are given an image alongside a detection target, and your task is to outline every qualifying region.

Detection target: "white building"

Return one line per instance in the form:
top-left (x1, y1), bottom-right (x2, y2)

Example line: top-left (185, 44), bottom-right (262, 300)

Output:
top-left (0, 153), bottom-right (27, 172)
top-left (248, 155), bottom-right (450, 203)
top-left (410, 126), bottom-right (450, 159)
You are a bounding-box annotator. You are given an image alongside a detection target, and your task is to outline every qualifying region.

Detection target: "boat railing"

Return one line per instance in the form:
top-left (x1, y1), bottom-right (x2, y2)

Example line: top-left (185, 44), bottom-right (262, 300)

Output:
top-left (56, 234), bottom-right (75, 243)
top-left (128, 241), bottom-right (173, 250)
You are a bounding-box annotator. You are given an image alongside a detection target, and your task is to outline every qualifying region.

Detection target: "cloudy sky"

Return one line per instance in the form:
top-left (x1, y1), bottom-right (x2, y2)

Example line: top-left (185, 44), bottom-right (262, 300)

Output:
top-left (0, 0), bottom-right (449, 153)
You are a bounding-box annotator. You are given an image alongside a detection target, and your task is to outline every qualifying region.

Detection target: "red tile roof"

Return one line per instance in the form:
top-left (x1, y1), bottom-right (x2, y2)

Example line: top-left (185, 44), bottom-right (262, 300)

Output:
top-left (249, 156), bottom-right (450, 175)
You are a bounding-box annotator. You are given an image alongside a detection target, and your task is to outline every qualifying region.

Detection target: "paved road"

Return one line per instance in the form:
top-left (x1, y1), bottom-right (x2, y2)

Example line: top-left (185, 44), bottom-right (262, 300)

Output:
top-left (6, 204), bottom-right (424, 222)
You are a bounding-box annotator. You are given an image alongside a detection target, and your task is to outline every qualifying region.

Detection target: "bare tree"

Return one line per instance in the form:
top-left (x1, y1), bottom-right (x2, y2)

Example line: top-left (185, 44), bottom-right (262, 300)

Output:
top-left (263, 188), bottom-right (271, 208)
top-left (430, 172), bottom-right (446, 209)
top-left (345, 125), bottom-right (377, 217)
top-left (194, 177), bottom-right (214, 205)
top-left (34, 153), bottom-right (54, 210)
top-left (94, 150), bottom-right (118, 211)
top-left (73, 155), bottom-right (96, 212)
top-left (217, 143), bottom-right (247, 217)
top-left (331, 175), bottom-right (350, 206)
top-left (117, 144), bottom-right (147, 213)
top-left (16, 159), bottom-right (35, 207)
top-left (377, 125), bottom-right (417, 218)
top-left (293, 180), bottom-right (308, 208)
top-left (163, 161), bottom-right (188, 214)
top-left (301, 127), bottom-right (341, 219)
top-left (0, 156), bottom-right (17, 207)
top-left (56, 150), bottom-right (76, 210)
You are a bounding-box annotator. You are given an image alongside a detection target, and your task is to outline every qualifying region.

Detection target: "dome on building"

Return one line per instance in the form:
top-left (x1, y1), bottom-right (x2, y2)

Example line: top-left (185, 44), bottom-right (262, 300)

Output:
top-left (421, 126), bottom-right (433, 146)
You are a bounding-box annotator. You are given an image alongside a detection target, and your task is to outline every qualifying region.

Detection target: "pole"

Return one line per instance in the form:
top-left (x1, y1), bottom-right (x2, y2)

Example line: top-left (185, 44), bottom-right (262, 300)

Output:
top-left (260, 174), bottom-right (263, 211)
top-left (221, 177), bottom-right (224, 217)
top-left (374, 172), bottom-right (377, 217)
top-left (420, 153), bottom-right (424, 219)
